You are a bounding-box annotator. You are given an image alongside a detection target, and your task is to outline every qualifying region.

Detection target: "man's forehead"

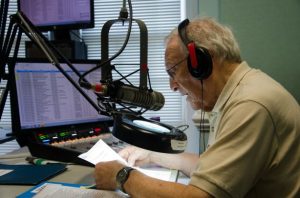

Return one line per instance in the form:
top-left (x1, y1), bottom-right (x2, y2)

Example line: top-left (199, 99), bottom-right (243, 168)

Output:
top-left (165, 42), bottom-right (184, 61)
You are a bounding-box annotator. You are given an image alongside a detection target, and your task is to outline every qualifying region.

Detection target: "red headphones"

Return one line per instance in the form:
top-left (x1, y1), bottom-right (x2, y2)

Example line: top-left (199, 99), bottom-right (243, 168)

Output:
top-left (178, 19), bottom-right (213, 80)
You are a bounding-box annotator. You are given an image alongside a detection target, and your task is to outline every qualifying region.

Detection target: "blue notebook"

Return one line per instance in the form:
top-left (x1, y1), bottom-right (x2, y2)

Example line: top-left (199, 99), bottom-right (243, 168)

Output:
top-left (0, 163), bottom-right (67, 185)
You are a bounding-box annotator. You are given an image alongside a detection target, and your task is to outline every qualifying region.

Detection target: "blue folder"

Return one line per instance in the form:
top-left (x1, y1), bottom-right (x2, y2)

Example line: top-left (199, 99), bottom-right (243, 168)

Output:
top-left (0, 163), bottom-right (67, 185)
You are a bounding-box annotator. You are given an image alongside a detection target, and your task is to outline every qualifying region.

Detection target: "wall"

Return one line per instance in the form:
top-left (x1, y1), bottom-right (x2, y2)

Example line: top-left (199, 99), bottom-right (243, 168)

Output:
top-left (185, 0), bottom-right (300, 153)
top-left (219, 0), bottom-right (300, 103)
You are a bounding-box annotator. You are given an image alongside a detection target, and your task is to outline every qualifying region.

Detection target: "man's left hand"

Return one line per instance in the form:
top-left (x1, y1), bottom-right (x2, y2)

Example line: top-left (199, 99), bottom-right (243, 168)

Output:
top-left (94, 160), bottom-right (125, 190)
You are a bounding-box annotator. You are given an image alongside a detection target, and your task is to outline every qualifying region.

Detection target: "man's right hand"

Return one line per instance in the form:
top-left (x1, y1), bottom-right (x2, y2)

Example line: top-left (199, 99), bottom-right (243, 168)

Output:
top-left (118, 146), bottom-right (152, 167)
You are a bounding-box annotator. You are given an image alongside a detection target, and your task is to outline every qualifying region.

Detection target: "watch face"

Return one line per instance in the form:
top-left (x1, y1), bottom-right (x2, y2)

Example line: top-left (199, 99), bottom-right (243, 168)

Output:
top-left (116, 167), bottom-right (134, 189)
top-left (116, 167), bottom-right (135, 193)
top-left (118, 169), bottom-right (127, 181)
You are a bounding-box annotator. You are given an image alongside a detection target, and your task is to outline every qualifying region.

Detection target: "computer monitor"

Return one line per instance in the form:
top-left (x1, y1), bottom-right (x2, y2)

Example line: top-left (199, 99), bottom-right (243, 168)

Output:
top-left (18, 0), bottom-right (94, 41)
top-left (9, 58), bottom-right (113, 147)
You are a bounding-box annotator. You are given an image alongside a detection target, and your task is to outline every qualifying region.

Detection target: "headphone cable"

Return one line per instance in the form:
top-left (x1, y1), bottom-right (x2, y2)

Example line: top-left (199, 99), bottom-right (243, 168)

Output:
top-left (200, 80), bottom-right (206, 153)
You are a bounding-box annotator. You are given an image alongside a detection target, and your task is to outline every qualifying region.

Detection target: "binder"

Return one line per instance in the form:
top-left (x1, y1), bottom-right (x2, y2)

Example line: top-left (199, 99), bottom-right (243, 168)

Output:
top-left (0, 163), bottom-right (67, 185)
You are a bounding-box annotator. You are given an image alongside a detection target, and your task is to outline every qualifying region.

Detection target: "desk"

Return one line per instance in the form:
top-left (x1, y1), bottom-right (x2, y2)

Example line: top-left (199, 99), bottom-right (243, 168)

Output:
top-left (0, 147), bottom-right (178, 198)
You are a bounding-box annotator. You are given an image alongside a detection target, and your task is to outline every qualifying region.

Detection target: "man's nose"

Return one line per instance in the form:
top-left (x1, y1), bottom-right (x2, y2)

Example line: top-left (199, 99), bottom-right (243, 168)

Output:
top-left (169, 78), bottom-right (178, 92)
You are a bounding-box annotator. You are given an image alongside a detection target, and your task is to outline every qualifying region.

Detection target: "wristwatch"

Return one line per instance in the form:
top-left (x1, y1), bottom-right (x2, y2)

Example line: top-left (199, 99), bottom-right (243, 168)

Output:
top-left (116, 166), bottom-right (135, 193)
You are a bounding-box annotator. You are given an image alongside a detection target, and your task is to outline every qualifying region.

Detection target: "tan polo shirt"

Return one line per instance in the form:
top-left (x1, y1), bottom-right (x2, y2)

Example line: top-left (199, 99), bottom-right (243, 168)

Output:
top-left (189, 62), bottom-right (300, 198)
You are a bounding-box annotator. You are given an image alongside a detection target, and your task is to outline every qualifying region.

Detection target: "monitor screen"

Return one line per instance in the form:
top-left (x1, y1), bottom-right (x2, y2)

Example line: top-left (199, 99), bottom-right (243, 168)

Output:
top-left (18, 0), bottom-right (94, 31)
top-left (10, 58), bottom-right (112, 132)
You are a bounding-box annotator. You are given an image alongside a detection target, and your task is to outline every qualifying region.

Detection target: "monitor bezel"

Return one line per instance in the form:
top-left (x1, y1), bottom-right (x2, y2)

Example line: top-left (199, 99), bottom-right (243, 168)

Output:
top-left (17, 0), bottom-right (95, 32)
top-left (9, 58), bottom-right (113, 144)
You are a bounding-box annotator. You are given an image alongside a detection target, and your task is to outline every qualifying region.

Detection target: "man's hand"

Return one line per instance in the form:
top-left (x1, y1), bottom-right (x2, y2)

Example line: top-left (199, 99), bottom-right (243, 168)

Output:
top-left (119, 146), bottom-right (152, 166)
top-left (94, 160), bottom-right (124, 190)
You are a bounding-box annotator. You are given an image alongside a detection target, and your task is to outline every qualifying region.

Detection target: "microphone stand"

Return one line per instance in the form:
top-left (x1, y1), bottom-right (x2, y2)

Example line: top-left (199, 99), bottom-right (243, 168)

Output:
top-left (0, 0), bottom-right (11, 125)
top-left (0, 1), bottom-right (187, 153)
top-left (101, 18), bottom-right (148, 90)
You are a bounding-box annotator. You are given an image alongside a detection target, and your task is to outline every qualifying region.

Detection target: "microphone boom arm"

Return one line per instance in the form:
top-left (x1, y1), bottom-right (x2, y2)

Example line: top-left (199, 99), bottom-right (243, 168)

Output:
top-left (1, 1), bottom-right (161, 118)
top-left (0, 0), bottom-right (187, 154)
top-left (3, 11), bottom-right (106, 116)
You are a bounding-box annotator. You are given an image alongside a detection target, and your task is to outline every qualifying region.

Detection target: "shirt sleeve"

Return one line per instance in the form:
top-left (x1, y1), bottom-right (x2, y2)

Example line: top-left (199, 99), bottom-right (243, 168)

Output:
top-left (189, 100), bottom-right (277, 198)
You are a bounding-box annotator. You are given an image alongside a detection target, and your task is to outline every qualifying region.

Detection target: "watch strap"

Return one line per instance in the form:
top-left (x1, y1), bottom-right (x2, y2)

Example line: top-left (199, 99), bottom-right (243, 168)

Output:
top-left (116, 166), bottom-right (135, 193)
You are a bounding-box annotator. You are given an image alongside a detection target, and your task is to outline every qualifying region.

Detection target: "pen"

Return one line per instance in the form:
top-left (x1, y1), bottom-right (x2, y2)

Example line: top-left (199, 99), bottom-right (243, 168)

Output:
top-left (25, 156), bottom-right (53, 165)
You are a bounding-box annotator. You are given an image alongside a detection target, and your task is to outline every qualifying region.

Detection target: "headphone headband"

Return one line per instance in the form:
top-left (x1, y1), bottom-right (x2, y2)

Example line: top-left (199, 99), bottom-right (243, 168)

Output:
top-left (178, 19), bottom-right (191, 46)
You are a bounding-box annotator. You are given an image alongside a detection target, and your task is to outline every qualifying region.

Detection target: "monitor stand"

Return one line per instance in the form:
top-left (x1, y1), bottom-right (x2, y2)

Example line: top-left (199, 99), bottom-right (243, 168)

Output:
top-left (25, 30), bottom-right (87, 60)
top-left (0, 86), bottom-right (14, 143)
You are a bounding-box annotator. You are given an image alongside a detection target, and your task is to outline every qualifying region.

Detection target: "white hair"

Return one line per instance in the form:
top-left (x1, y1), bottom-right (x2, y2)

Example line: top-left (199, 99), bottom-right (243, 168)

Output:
top-left (166, 17), bottom-right (242, 63)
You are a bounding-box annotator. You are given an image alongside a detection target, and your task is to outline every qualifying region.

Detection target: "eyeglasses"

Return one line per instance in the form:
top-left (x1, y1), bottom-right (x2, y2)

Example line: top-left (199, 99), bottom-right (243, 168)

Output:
top-left (166, 56), bottom-right (187, 79)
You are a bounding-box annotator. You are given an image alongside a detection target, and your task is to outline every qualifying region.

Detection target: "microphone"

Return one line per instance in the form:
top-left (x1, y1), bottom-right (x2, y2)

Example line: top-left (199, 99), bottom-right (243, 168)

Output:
top-left (86, 81), bottom-right (165, 111)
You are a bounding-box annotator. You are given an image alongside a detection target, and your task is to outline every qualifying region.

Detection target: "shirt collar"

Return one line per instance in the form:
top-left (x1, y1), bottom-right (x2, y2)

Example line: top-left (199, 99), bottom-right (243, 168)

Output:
top-left (212, 61), bottom-right (252, 113)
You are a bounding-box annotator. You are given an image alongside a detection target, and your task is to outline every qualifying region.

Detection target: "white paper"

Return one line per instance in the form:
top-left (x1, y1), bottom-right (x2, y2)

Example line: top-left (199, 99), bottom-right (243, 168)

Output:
top-left (78, 139), bottom-right (127, 165)
top-left (136, 168), bottom-right (172, 181)
top-left (78, 139), bottom-right (172, 181)
top-left (0, 169), bottom-right (13, 176)
top-left (33, 183), bottom-right (126, 198)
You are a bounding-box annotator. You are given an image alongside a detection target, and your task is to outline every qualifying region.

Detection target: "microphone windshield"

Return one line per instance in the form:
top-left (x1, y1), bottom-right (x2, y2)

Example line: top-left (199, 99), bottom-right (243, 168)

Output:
top-left (115, 84), bottom-right (165, 111)
top-left (91, 83), bottom-right (165, 111)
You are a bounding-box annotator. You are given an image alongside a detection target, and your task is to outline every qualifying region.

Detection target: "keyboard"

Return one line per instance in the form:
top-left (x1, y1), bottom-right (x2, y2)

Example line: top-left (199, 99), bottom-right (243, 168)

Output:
top-left (16, 123), bottom-right (128, 166)
top-left (50, 133), bottom-right (127, 153)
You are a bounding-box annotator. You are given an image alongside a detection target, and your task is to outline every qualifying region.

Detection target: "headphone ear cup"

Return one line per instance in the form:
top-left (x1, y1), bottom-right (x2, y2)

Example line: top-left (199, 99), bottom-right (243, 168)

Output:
top-left (187, 47), bottom-right (213, 80)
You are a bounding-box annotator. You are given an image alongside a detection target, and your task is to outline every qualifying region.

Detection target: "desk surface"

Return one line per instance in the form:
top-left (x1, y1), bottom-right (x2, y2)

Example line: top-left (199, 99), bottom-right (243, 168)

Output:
top-left (0, 147), bottom-right (178, 197)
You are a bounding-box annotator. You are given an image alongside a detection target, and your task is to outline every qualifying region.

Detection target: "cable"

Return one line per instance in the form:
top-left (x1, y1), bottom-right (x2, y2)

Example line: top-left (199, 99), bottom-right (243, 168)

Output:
top-left (78, 0), bottom-right (154, 116)
top-left (176, 124), bottom-right (189, 132)
top-left (119, 0), bottom-right (128, 20)
top-left (78, 0), bottom-right (133, 86)
top-left (200, 80), bottom-right (206, 153)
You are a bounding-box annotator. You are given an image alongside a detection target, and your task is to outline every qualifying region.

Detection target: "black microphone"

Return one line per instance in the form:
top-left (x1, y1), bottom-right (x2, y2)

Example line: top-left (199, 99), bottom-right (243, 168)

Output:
top-left (88, 81), bottom-right (165, 111)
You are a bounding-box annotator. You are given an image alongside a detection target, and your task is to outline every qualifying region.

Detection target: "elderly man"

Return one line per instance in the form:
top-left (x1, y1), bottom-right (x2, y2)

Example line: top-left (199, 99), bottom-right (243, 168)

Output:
top-left (94, 17), bottom-right (300, 198)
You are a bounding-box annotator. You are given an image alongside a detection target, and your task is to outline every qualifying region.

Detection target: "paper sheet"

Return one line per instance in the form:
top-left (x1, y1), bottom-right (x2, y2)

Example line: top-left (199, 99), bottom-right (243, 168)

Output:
top-left (78, 139), bottom-right (127, 165)
top-left (78, 139), bottom-right (172, 181)
top-left (0, 169), bottom-right (12, 176)
top-left (33, 183), bottom-right (126, 198)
